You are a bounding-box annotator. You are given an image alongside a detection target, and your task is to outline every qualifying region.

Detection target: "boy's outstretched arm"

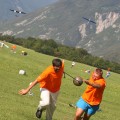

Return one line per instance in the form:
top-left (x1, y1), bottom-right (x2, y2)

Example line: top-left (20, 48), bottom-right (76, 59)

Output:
top-left (19, 79), bottom-right (38, 95)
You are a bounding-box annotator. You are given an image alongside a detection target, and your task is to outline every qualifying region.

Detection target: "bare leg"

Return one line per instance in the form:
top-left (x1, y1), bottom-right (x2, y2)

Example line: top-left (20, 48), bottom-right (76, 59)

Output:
top-left (74, 108), bottom-right (84, 120)
top-left (83, 112), bottom-right (91, 120)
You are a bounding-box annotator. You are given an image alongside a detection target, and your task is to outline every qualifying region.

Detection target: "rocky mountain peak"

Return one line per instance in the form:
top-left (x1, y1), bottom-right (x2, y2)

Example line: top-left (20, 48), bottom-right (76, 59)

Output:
top-left (96, 12), bottom-right (120, 34)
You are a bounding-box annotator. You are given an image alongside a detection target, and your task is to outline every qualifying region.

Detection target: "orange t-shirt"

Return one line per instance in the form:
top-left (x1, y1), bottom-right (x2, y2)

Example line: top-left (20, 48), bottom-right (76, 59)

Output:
top-left (37, 63), bottom-right (64, 93)
top-left (82, 74), bottom-right (106, 105)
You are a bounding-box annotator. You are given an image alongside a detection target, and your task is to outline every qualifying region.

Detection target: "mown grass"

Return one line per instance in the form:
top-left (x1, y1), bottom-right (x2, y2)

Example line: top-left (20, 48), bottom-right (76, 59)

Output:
top-left (0, 41), bottom-right (120, 120)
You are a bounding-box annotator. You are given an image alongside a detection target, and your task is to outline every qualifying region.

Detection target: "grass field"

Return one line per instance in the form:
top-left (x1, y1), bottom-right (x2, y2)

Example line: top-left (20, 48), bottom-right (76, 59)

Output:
top-left (0, 42), bottom-right (120, 120)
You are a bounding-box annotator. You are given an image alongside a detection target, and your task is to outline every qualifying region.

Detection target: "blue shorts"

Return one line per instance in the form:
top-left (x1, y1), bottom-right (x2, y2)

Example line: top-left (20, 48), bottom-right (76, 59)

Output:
top-left (76, 97), bottom-right (99, 115)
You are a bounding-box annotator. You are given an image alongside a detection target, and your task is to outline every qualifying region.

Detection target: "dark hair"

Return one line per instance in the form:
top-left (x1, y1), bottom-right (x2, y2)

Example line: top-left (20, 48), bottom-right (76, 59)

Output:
top-left (52, 59), bottom-right (62, 67)
top-left (95, 68), bottom-right (103, 77)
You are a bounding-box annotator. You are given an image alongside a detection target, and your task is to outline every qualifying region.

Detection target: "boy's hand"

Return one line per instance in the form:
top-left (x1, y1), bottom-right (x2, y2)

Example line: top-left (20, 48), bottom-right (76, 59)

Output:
top-left (83, 80), bottom-right (90, 85)
top-left (19, 89), bottom-right (29, 95)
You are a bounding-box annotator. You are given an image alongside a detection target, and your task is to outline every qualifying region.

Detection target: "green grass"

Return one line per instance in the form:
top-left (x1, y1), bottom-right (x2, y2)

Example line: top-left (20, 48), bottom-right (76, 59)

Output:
top-left (0, 42), bottom-right (120, 120)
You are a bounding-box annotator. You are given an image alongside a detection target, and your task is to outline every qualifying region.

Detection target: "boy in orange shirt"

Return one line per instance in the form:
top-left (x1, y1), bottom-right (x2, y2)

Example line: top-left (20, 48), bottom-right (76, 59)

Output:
top-left (19, 58), bottom-right (64, 120)
top-left (74, 68), bottom-right (106, 120)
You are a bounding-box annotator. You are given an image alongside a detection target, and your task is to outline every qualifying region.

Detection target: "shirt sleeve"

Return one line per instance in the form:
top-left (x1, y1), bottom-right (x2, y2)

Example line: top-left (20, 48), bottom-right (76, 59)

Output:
top-left (36, 68), bottom-right (50, 82)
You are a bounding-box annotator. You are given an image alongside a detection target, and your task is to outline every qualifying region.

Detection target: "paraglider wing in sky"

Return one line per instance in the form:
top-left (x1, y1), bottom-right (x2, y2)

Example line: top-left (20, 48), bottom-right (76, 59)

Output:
top-left (9, 9), bottom-right (26, 14)
top-left (82, 17), bottom-right (96, 24)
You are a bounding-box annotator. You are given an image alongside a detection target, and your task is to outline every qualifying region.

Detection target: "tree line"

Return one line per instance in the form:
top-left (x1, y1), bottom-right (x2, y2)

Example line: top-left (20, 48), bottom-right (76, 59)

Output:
top-left (0, 35), bottom-right (120, 74)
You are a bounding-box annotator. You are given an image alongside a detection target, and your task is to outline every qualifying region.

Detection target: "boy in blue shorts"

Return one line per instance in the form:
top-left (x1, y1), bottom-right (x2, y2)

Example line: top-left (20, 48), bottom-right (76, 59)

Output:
top-left (74, 68), bottom-right (106, 120)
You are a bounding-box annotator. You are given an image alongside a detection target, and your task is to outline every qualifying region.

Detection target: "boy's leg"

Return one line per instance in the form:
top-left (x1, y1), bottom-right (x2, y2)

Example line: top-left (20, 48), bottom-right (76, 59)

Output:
top-left (74, 108), bottom-right (84, 120)
top-left (74, 97), bottom-right (88, 120)
top-left (82, 112), bottom-right (91, 120)
top-left (46, 91), bottom-right (59, 120)
top-left (38, 88), bottom-right (50, 109)
top-left (36, 88), bottom-right (50, 118)
top-left (83, 104), bottom-right (99, 120)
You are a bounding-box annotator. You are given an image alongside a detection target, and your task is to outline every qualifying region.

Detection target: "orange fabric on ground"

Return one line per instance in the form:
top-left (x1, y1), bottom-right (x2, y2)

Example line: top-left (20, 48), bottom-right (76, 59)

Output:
top-left (37, 63), bottom-right (64, 93)
top-left (82, 74), bottom-right (106, 105)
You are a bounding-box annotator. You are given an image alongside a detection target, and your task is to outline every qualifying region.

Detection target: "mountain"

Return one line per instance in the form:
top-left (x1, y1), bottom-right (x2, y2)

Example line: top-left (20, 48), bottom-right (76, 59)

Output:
top-left (0, 0), bottom-right (120, 63)
top-left (0, 0), bottom-right (58, 21)
top-left (21, 0), bottom-right (58, 12)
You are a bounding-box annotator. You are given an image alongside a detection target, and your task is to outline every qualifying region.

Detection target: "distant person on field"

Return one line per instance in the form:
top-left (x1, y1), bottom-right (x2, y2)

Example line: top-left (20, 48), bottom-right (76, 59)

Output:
top-left (0, 41), bottom-right (9, 48)
top-left (21, 51), bottom-right (28, 56)
top-left (11, 45), bottom-right (17, 53)
top-left (106, 71), bottom-right (110, 78)
top-left (0, 42), bottom-right (4, 48)
top-left (84, 70), bottom-right (90, 74)
top-left (71, 61), bottom-right (76, 68)
top-left (28, 82), bottom-right (33, 96)
top-left (74, 68), bottom-right (106, 120)
top-left (19, 58), bottom-right (64, 120)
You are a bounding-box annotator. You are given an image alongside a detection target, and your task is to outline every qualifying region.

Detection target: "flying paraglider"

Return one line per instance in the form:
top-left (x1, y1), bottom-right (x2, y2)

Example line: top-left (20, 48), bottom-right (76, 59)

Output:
top-left (9, 9), bottom-right (26, 14)
top-left (82, 17), bottom-right (96, 24)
